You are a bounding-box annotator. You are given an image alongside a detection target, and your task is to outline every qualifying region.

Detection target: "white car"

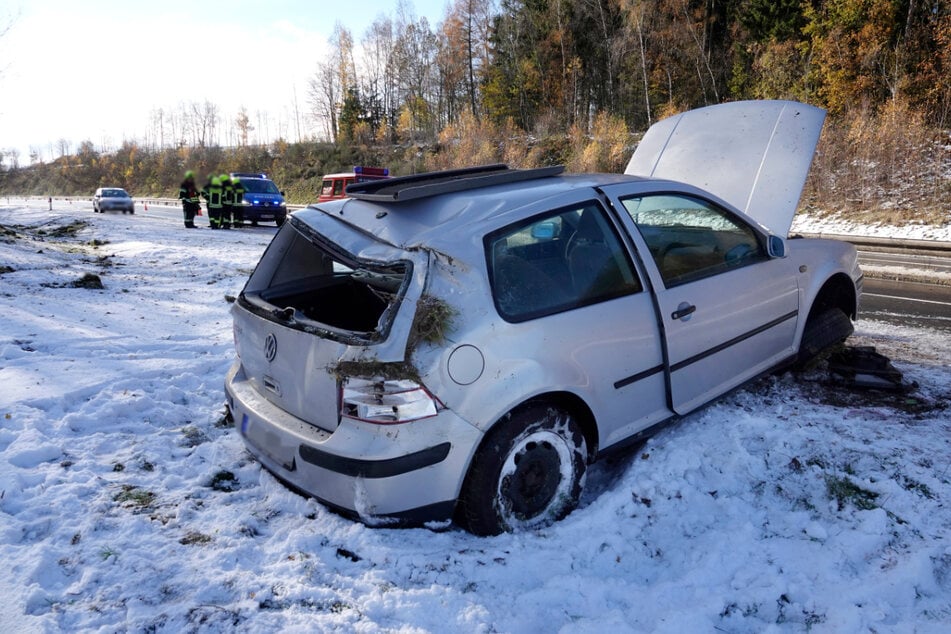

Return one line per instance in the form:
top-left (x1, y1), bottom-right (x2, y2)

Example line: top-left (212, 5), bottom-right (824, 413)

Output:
top-left (93, 187), bottom-right (134, 214)
top-left (225, 101), bottom-right (862, 535)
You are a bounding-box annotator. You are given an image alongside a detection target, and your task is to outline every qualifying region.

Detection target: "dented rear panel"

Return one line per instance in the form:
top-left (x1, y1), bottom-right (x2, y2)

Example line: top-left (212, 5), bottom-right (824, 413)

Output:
top-left (232, 214), bottom-right (428, 432)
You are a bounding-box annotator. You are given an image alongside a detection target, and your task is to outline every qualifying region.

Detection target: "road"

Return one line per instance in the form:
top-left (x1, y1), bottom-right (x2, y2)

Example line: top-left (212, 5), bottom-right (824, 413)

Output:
top-left (10, 197), bottom-right (951, 332)
top-left (860, 277), bottom-right (951, 332)
top-left (858, 249), bottom-right (951, 278)
top-left (853, 248), bottom-right (951, 332)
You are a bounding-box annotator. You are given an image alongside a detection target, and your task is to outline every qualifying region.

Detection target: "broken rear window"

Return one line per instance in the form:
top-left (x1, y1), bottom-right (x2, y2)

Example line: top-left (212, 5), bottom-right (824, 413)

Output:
top-left (239, 219), bottom-right (411, 342)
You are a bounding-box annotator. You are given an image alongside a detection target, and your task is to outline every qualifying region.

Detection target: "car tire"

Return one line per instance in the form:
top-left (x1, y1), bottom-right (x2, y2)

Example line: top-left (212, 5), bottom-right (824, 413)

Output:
top-left (796, 307), bottom-right (853, 368)
top-left (275, 217), bottom-right (286, 227)
top-left (457, 404), bottom-right (587, 536)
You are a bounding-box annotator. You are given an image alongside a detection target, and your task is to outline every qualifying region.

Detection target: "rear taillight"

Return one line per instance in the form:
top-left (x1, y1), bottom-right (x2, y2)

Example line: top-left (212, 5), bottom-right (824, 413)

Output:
top-left (340, 378), bottom-right (439, 424)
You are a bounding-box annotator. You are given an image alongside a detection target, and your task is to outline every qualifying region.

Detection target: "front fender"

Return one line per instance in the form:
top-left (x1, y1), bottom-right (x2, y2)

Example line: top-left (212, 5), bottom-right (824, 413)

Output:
top-left (787, 237), bottom-right (862, 341)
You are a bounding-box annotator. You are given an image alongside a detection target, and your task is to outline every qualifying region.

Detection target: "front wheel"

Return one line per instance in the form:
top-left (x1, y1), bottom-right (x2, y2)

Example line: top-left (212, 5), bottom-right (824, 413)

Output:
top-left (796, 307), bottom-right (853, 368)
top-left (457, 405), bottom-right (587, 536)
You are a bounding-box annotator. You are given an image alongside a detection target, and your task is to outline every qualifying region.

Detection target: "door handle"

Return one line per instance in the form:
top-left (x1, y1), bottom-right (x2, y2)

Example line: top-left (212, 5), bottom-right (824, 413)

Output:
top-left (671, 302), bottom-right (696, 321)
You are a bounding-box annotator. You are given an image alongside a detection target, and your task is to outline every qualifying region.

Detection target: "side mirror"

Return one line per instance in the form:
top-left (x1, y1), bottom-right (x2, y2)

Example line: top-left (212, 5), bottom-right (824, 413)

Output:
top-left (768, 235), bottom-right (786, 258)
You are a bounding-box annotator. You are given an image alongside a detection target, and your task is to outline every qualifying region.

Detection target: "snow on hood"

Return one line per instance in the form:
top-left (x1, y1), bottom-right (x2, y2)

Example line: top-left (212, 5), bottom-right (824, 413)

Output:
top-left (626, 100), bottom-right (826, 237)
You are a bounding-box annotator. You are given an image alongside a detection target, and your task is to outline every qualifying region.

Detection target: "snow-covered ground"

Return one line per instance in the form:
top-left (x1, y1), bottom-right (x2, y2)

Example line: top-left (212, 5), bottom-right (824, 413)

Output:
top-left (792, 211), bottom-right (951, 242)
top-left (1, 203), bottom-right (950, 633)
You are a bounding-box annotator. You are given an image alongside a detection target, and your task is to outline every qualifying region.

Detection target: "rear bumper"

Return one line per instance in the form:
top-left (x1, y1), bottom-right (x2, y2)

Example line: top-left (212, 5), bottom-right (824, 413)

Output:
top-left (224, 361), bottom-right (482, 526)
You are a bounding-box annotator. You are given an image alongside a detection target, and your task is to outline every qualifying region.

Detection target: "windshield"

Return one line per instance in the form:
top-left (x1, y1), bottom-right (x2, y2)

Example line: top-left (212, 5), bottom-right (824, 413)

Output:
top-left (103, 189), bottom-right (129, 197)
top-left (242, 179), bottom-right (281, 195)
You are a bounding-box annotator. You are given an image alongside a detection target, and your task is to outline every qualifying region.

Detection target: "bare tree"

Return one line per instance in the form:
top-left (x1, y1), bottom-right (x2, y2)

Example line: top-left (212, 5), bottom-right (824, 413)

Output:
top-left (235, 107), bottom-right (253, 146)
top-left (1, 147), bottom-right (20, 169)
top-left (256, 109), bottom-right (270, 143)
top-left (291, 86), bottom-right (303, 143)
top-left (309, 59), bottom-right (340, 142)
top-left (362, 16), bottom-right (397, 134)
top-left (307, 22), bottom-right (357, 143)
top-left (392, 3), bottom-right (439, 140)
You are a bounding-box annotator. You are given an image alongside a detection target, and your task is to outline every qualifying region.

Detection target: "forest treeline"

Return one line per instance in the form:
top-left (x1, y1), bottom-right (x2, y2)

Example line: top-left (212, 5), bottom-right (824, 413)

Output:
top-left (1, 0), bottom-right (948, 221)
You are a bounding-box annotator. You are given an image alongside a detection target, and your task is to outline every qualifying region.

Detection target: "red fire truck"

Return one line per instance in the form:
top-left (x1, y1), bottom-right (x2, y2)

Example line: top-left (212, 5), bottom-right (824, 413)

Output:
top-left (317, 166), bottom-right (390, 203)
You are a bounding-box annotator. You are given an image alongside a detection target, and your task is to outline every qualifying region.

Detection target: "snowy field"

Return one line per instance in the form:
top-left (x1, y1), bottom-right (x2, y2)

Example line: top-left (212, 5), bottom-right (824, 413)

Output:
top-left (1, 202), bottom-right (950, 633)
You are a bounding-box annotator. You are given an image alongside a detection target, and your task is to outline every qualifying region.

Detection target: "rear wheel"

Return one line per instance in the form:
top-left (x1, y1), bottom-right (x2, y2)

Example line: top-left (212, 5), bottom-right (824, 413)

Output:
top-left (457, 405), bottom-right (587, 536)
top-left (797, 307), bottom-right (853, 368)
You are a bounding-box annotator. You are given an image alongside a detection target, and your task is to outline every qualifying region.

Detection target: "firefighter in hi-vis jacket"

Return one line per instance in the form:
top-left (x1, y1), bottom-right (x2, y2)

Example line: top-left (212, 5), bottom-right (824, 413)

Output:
top-left (201, 175), bottom-right (224, 229)
top-left (220, 173), bottom-right (233, 229)
top-left (231, 175), bottom-right (245, 227)
top-left (178, 170), bottom-right (201, 228)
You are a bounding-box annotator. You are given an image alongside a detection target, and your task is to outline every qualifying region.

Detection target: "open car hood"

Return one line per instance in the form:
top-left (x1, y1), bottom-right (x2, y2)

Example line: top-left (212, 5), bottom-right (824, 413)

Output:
top-left (625, 100), bottom-right (825, 237)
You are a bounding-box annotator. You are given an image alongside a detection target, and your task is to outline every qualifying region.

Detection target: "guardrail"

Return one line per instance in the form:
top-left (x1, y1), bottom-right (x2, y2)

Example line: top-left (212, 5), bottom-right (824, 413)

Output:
top-left (132, 197), bottom-right (310, 211)
top-left (796, 232), bottom-right (951, 256)
top-left (13, 195), bottom-right (311, 212)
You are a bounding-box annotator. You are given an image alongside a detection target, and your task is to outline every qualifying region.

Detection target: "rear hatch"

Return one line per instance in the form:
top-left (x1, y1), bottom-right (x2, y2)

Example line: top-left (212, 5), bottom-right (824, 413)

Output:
top-left (233, 210), bottom-right (428, 432)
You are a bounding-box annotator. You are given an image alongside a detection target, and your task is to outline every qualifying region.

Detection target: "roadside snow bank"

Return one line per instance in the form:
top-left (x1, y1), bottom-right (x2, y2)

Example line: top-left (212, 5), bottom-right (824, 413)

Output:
top-left (793, 212), bottom-right (951, 242)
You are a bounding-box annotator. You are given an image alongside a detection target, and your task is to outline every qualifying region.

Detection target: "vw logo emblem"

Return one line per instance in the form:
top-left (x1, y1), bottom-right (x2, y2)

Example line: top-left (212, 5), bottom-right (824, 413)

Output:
top-left (264, 333), bottom-right (278, 362)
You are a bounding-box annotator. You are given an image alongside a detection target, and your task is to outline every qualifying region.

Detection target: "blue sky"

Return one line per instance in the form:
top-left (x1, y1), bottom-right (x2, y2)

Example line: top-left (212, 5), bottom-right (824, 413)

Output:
top-left (0, 0), bottom-right (450, 164)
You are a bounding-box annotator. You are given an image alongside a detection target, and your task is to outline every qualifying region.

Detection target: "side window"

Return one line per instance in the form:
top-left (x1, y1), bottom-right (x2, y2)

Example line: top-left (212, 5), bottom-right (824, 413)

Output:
top-left (486, 203), bottom-right (642, 322)
top-left (621, 194), bottom-right (767, 287)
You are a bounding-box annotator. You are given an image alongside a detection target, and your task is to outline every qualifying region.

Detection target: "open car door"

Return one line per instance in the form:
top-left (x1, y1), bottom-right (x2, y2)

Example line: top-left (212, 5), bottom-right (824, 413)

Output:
top-left (625, 100), bottom-right (825, 238)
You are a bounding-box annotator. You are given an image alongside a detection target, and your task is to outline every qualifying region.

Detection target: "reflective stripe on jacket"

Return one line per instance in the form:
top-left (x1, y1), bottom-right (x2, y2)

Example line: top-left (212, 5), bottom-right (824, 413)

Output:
top-left (202, 183), bottom-right (223, 208)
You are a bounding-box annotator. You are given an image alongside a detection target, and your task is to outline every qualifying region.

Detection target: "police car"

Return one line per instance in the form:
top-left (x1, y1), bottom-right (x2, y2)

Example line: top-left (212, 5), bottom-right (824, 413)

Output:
top-left (231, 173), bottom-right (287, 226)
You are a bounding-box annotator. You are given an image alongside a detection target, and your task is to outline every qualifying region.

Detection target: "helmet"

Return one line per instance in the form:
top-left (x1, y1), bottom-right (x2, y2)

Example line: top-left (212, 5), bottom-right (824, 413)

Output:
top-left (231, 176), bottom-right (240, 184)
top-left (184, 170), bottom-right (195, 180)
top-left (211, 176), bottom-right (221, 186)
top-left (220, 173), bottom-right (230, 182)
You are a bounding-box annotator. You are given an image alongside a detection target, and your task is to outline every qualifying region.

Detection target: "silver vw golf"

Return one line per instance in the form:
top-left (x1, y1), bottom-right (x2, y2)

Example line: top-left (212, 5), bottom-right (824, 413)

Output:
top-left (225, 101), bottom-right (862, 535)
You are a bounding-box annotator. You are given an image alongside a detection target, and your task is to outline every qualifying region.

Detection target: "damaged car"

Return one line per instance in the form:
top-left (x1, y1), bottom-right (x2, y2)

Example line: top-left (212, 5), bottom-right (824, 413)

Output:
top-left (225, 100), bottom-right (862, 535)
